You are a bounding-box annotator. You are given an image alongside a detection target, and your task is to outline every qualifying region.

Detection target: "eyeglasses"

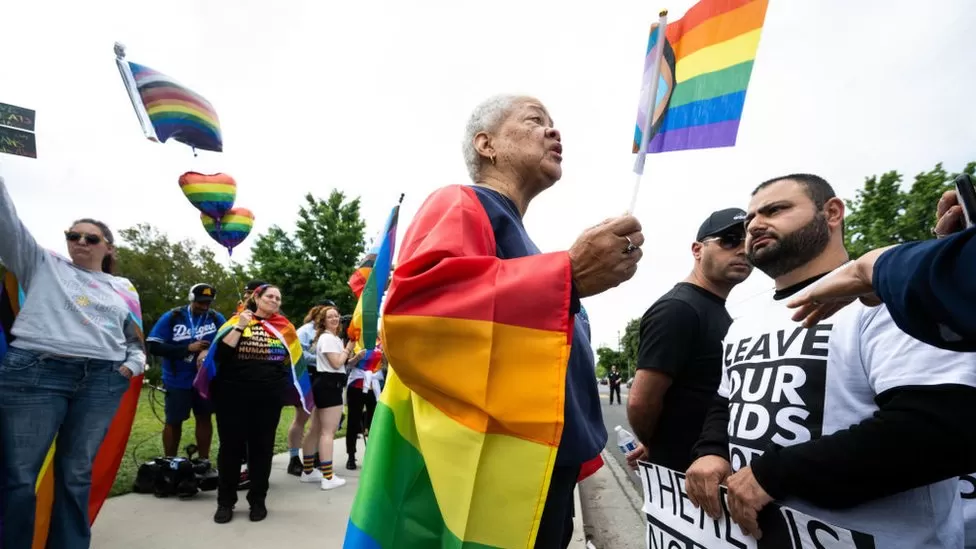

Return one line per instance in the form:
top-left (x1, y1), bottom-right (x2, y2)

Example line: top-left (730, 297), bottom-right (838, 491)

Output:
top-left (701, 233), bottom-right (744, 250)
top-left (65, 231), bottom-right (103, 245)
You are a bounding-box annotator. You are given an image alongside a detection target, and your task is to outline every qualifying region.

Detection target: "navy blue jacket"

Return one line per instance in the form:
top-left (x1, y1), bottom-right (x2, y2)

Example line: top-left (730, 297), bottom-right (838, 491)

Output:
top-left (874, 227), bottom-right (976, 351)
top-left (472, 186), bottom-right (608, 466)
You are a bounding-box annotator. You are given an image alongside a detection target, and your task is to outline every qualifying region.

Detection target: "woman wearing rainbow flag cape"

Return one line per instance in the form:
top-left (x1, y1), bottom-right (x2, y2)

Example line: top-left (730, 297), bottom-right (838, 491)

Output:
top-left (344, 95), bottom-right (644, 549)
top-left (193, 283), bottom-right (313, 524)
top-left (0, 176), bottom-right (146, 549)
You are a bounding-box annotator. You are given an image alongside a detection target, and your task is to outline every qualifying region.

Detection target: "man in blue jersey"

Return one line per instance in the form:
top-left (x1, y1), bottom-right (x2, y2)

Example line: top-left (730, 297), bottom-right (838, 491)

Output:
top-left (147, 283), bottom-right (227, 459)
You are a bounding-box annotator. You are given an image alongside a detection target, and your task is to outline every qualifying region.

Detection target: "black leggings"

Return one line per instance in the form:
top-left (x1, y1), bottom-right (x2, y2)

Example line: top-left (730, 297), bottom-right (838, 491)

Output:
top-left (346, 385), bottom-right (377, 457)
top-left (535, 465), bottom-right (580, 549)
top-left (213, 383), bottom-right (283, 507)
top-left (610, 384), bottom-right (621, 404)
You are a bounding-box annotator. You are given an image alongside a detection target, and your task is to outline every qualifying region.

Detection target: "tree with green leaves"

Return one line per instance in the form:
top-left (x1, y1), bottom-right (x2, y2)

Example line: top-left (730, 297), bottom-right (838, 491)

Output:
top-left (249, 191), bottom-right (365, 321)
top-left (620, 317), bottom-right (641, 380)
top-left (844, 162), bottom-right (975, 258)
top-left (115, 224), bottom-right (243, 331)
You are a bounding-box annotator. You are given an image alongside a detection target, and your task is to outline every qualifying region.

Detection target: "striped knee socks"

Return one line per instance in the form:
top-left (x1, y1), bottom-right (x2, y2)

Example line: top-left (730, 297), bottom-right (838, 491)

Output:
top-left (303, 455), bottom-right (316, 474)
top-left (320, 460), bottom-right (334, 480)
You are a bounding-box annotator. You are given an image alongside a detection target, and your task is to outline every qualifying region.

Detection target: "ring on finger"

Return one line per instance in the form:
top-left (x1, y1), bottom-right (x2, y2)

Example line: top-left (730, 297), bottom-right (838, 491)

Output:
top-left (624, 235), bottom-right (638, 254)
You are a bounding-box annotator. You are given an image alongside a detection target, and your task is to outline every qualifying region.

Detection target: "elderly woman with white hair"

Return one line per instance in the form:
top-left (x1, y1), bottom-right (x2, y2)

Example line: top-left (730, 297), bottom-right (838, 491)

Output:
top-left (345, 95), bottom-right (644, 549)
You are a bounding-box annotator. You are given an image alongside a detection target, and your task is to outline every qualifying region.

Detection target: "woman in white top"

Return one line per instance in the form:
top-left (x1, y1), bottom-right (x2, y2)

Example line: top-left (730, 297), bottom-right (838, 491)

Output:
top-left (299, 306), bottom-right (363, 490)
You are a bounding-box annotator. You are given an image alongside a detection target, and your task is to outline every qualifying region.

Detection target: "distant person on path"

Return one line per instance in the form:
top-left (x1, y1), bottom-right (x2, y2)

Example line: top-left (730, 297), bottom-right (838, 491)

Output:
top-left (146, 283), bottom-right (226, 460)
top-left (0, 176), bottom-right (146, 549)
top-left (626, 208), bottom-right (752, 473)
top-left (607, 366), bottom-right (622, 405)
top-left (200, 284), bottom-right (307, 524)
top-left (345, 95), bottom-right (643, 549)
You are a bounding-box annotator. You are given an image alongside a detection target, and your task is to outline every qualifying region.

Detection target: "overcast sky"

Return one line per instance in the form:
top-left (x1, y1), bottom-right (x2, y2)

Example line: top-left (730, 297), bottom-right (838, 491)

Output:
top-left (2, 0), bottom-right (975, 350)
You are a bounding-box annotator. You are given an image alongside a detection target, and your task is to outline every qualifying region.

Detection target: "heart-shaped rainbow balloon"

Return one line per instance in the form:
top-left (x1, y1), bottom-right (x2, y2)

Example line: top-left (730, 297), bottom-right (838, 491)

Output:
top-left (201, 207), bottom-right (254, 255)
top-left (179, 172), bottom-right (236, 221)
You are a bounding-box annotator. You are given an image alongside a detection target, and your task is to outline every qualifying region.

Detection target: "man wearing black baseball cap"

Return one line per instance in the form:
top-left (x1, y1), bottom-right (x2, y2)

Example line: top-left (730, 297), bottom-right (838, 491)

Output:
top-left (147, 283), bottom-right (227, 459)
top-left (625, 208), bottom-right (753, 472)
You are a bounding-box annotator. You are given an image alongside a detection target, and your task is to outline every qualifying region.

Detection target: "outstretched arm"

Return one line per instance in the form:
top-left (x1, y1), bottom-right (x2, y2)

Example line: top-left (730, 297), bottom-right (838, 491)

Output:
top-left (0, 176), bottom-right (43, 287)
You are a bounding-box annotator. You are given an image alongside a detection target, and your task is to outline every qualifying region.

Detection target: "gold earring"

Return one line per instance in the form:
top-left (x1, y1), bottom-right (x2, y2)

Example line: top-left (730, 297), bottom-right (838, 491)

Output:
top-left (489, 153), bottom-right (496, 165)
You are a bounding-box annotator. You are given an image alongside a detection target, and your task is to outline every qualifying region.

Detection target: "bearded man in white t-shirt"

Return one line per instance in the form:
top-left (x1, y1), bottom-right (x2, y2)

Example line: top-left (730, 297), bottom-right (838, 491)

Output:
top-left (685, 173), bottom-right (976, 549)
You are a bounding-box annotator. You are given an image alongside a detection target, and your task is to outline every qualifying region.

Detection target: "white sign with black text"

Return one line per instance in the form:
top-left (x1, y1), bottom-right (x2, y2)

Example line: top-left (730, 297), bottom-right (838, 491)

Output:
top-left (639, 461), bottom-right (877, 549)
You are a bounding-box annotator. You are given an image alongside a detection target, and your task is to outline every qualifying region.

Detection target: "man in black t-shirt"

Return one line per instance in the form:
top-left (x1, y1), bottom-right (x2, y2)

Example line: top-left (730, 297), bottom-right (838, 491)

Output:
top-left (608, 366), bottom-right (622, 405)
top-left (625, 208), bottom-right (753, 472)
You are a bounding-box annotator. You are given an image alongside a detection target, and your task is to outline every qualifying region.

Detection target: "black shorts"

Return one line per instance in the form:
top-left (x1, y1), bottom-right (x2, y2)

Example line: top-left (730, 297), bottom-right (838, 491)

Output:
top-left (312, 372), bottom-right (346, 409)
top-left (164, 387), bottom-right (212, 424)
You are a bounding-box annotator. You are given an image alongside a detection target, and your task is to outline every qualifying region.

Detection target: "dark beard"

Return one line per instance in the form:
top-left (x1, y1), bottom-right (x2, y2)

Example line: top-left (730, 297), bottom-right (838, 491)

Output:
top-left (747, 214), bottom-right (830, 278)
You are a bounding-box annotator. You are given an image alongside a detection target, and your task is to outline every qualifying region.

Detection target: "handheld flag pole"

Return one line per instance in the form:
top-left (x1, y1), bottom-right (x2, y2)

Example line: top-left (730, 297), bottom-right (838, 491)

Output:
top-left (628, 9), bottom-right (669, 214)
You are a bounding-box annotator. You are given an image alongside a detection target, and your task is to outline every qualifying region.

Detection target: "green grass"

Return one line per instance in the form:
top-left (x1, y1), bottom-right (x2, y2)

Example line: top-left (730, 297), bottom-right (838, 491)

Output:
top-left (111, 387), bottom-right (345, 497)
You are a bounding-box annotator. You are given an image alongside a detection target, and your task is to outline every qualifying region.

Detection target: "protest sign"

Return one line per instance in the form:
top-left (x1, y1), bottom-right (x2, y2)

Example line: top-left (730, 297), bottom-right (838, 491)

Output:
top-left (0, 102), bottom-right (37, 158)
top-left (638, 461), bottom-right (877, 549)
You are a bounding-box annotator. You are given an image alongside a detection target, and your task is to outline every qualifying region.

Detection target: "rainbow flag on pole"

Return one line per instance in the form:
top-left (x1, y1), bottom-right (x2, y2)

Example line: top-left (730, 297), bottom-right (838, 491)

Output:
top-left (114, 43), bottom-right (223, 152)
top-left (633, 0), bottom-right (768, 154)
top-left (344, 186), bottom-right (574, 548)
top-left (347, 196), bottom-right (401, 349)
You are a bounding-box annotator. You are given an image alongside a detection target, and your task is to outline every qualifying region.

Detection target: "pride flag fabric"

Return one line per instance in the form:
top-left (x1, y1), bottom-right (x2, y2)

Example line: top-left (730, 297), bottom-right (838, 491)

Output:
top-left (193, 313), bottom-right (314, 413)
top-left (115, 46), bottom-right (223, 152)
top-left (347, 200), bottom-right (401, 349)
top-left (344, 185), bottom-right (575, 549)
top-left (0, 269), bottom-right (144, 549)
top-left (633, 0), bottom-right (768, 154)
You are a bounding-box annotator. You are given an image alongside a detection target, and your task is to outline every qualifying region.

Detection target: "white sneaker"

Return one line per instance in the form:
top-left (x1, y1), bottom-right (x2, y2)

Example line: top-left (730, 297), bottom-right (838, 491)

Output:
top-left (320, 476), bottom-right (346, 490)
top-left (300, 470), bottom-right (323, 483)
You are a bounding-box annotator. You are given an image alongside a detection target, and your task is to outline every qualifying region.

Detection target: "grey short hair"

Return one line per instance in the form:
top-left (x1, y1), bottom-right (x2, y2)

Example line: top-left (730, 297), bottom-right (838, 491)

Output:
top-left (462, 95), bottom-right (520, 180)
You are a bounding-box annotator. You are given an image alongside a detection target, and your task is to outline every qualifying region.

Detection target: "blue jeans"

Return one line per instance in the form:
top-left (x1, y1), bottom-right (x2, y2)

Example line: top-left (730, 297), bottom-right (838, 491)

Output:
top-left (0, 347), bottom-right (129, 549)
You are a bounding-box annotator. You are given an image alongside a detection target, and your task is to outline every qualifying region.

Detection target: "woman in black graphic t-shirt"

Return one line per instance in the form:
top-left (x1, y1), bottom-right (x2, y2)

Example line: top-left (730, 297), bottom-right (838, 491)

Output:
top-left (210, 285), bottom-right (292, 525)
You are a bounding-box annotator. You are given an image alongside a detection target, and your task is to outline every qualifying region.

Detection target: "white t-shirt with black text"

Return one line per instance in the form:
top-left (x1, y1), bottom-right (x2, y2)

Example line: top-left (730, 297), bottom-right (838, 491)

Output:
top-left (719, 295), bottom-right (976, 549)
top-left (315, 332), bottom-right (346, 374)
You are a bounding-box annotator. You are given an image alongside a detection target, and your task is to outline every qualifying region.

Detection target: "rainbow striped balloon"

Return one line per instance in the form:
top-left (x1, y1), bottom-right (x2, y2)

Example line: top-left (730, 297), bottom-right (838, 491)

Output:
top-left (201, 207), bottom-right (254, 255)
top-left (179, 172), bottom-right (236, 221)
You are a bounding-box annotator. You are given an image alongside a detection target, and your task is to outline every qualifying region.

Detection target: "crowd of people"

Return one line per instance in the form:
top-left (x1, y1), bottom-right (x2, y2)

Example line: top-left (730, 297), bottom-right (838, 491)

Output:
top-left (624, 174), bottom-right (976, 547)
top-left (0, 170), bottom-right (385, 543)
top-left (1, 91), bottom-right (974, 549)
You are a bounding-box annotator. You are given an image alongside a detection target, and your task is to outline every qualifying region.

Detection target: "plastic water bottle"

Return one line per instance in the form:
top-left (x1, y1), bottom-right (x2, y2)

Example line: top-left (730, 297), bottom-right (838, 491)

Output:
top-left (615, 425), bottom-right (637, 455)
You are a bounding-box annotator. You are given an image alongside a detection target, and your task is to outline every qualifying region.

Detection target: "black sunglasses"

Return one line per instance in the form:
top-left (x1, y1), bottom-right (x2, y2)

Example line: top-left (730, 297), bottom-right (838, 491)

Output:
top-left (65, 231), bottom-right (103, 245)
top-left (702, 232), bottom-right (744, 250)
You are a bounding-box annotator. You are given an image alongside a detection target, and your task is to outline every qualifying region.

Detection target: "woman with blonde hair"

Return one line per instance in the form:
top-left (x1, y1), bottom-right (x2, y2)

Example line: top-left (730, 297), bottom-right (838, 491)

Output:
top-left (299, 305), bottom-right (363, 489)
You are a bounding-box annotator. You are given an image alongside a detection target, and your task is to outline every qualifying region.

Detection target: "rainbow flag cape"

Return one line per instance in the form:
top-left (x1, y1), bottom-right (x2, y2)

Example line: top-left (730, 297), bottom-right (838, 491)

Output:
top-left (193, 313), bottom-right (314, 413)
top-left (0, 268), bottom-right (144, 549)
top-left (633, 0), bottom-right (768, 154)
top-left (344, 186), bottom-right (575, 549)
top-left (114, 43), bottom-right (223, 152)
top-left (347, 197), bottom-right (401, 349)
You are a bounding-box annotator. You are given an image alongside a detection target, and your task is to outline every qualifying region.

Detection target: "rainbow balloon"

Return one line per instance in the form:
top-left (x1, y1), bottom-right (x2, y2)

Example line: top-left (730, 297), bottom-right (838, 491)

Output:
top-left (201, 207), bottom-right (254, 255)
top-left (179, 172), bottom-right (236, 221)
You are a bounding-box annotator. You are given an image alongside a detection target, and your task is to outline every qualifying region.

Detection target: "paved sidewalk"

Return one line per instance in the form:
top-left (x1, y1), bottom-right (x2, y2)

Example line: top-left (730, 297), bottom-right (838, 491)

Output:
top-left (91, 437), bottom-right (587, 548)
top-left (579, 450), bottom-right (646, 549)
top-left (91, 440), bottom-right (364, 548)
